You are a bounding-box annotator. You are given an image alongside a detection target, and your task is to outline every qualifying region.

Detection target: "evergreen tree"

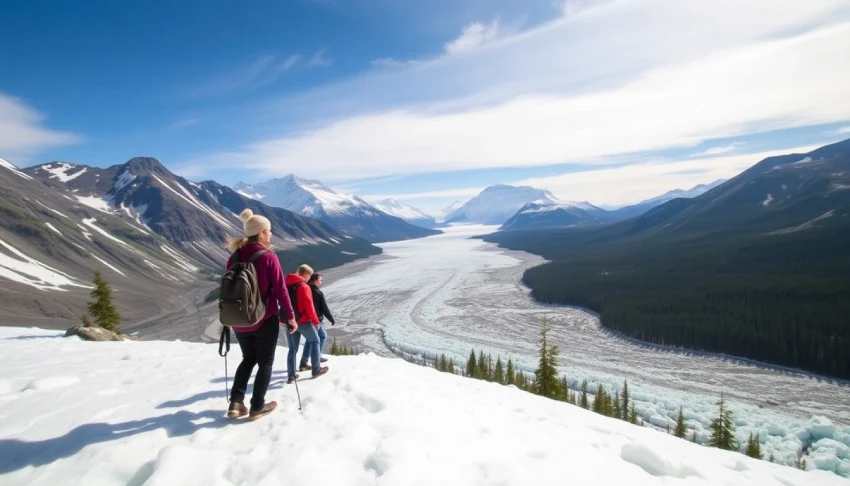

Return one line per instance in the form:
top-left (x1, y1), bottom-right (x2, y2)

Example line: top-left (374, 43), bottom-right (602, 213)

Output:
top-left (330, 337), bottom-right (339, 355)
top-left (506, 358), bottom-right (515, 385)
top-left (629, 403), bottom-right (638, 424)
top-left (708, 393), bottom-right (737, 451)
top-left (768, 453), bottom-right (775, 463)
top-left (533, 317), bottom-right (561, 399)
top-left (613, 390), bottom-right (621, 419)
top-left (467, 350), bottom-right (477, 378)
top-left (494, 357), bottom-right (505, 384)
top-left (477, 350), bottom-right (487, 380)
top-left (593, 384), bottom-right (605, 414)
top-left (674, 406), bottom-right (687, 438)
top-left (580, 380), bottom-right (589, 409)
top-left (744, 432), bottom-right (763, 459)
top-left (690, 430), bottom-right (697, 443)
top-left (621, 380), bottom-right (630, 420)
top-left (487, 353), bottom-right (493, 381)
top-left (794, 457), bottom-right (807, 470)
top-left (87, 270), bottom-right (120, 332)
top-left (561, 376), bottom-right (570, 402)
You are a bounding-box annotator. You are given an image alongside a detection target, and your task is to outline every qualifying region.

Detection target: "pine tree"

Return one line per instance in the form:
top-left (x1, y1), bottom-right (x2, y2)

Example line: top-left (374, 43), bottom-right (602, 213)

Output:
top-left (561, 376), bottom-right (570, 402)
top-left (477, 350), bottom-right (487, 380)
top-left (690, 430), bottom-right (697, 443)
top-left (708, 393), bottom-right (737, 451)
top-left (744, 432), bottom-right (763, 459)
top-left (613, 390), bottom-right (621, 419)
top-left (533, 317), bottom-right (561, 399)
top-left (506, 358), bottom-right (515, 385)
top-left (467, 350), bottom-right (477, 378)
top-left (87, 270), bottom-right (121, 332)
top-left (580, 379), bottom-right (589, 409)
top-left (794, 457), bottom-right (807, 470)
top-left (629, 403), bottom-right (638, 424)
top-left (330, 337), bottom-right (339, 355)
top-left (674, 406), bottom-right (687, 438)
top-left (768, 453), bottom-right (775, 463)
top-left (593, 384), bottom-right (605, 414)
top-left (494, 357), bottom-right (505, 384)
top-left (487, 353), bottom-right (493, 381)
top-left (621, 380), bottom-right (630, 420)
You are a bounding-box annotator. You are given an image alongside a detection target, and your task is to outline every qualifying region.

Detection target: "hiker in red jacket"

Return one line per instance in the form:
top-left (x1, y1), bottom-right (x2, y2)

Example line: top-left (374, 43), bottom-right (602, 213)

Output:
top-left (224, 209), bottom-right (298, 421)
top-left (285, 264), bottom-right (329, 382)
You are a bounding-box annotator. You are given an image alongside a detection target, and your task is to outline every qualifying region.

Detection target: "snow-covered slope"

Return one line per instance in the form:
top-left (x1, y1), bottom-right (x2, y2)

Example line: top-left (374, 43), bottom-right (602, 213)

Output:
top-left (500, 200), bottom-right (608, 230)
top-left (436, 200), bottom-right (464, 222)
top-left (234, 175), bottom-right (439, 242)
top-left (447, 185), bottom-right (600, 226)
top-left (611, 180), bottom-right (727, 220)
top-left (373, 198), bottom-right (438, 229)
top-left (0, 326), bottom-right (844, 485)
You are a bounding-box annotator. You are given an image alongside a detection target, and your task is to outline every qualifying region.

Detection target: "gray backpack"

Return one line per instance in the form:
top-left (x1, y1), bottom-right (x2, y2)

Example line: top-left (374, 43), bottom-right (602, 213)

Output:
top-left (219, 249), bottom-right (269, 328)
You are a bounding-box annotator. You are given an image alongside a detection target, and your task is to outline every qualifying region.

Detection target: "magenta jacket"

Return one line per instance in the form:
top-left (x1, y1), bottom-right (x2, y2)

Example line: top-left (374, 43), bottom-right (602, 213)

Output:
top-left (225, 243), bottom-right (295, 333)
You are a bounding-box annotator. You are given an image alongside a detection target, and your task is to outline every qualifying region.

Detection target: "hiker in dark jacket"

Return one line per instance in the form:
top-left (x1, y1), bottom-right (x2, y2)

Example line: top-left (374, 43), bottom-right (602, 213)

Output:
top-left (285, 264), bottom-right (329, 383)
top-left (298, 273), bottom-right (334, 371)
top-left (224, 209), bottom-right (298, 421)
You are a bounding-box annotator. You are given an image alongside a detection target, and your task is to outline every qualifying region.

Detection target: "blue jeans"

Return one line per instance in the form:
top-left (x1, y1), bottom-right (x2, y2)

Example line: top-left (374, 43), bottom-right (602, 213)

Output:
top-left (287, 323), bottom-right (321, 376)
top-left (300, 322), bottom-right (327, 367)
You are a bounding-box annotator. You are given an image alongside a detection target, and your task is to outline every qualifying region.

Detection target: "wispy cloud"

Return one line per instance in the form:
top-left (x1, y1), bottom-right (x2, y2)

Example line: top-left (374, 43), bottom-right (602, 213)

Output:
top-left (193, 54), bottom-right (301, 96)
top-left (688, 142), bottom-right (744, 157)
top-left (513, 144), bottom-right (824, 205)
top-left (184, 0), bottom-right (850, 183)
top-left (308, 49), bottom-right (332, 68)
top-left (362, 187), bottom-right (484, 202)
top-left (832, 126), bottom-right (850, 135)
top-left (0, 92), bottom-right (79, 162)
top-left (445, 20), bottom-right (500, 54)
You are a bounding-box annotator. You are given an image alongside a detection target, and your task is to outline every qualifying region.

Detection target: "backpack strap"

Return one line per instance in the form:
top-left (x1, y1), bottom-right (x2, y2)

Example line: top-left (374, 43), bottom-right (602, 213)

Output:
top-left (247, 249), bottom-right (268, 264)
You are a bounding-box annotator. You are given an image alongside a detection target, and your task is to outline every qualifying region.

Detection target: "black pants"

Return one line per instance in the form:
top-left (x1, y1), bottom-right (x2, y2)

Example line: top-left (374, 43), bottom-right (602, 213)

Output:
top-left (230, 316), bottom-right (280, 411)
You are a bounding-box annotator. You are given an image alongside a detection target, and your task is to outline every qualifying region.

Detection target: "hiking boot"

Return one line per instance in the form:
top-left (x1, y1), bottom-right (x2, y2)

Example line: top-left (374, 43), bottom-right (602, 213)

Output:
top-left (287, 374), bottom-right (299, 384)
top-left (312, 366), bottom-right (329, 378)
top-left (249, 401), bottom-right (277, 421)
top-left (226, 401), bottom-right (248, 419)
top-left (321, 356), bottom-right (328, 363)
top-left (298, 363), bottom-right (311, 372)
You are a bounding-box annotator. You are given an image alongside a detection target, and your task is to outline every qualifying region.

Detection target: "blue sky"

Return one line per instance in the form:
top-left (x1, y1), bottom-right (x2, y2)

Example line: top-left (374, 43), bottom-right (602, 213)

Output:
top-left (1, 0), bottom-right (849, 213)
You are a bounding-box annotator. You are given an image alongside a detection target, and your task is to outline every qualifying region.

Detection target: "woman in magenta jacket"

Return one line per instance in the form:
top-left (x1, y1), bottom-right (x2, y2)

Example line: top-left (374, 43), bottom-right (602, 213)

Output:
top-left (224, 209), bottom-right (297, 420)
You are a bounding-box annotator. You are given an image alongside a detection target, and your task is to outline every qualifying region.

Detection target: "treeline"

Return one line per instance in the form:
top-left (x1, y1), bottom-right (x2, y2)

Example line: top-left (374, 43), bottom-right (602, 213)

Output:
top-left (401, 319), bottom-right (813, 471)
top-left (484, 225), bottom-right (850, 379)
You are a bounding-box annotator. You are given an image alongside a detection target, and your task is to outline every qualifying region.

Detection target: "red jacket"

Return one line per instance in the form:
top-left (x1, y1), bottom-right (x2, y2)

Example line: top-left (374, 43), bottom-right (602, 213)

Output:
top-left (226, 244), bottom-right (295, 333)
top-left (285, 274), bottom-right (320, 326)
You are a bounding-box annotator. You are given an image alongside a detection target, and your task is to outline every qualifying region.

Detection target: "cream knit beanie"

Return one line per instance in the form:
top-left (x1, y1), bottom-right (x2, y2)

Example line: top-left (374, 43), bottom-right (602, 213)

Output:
top-left (239, 209), bottom-right (271, 237)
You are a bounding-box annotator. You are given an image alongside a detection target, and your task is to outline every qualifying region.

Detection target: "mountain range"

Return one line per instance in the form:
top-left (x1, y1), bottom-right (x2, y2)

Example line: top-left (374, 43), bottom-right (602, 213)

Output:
top-left (483, 138), bottom-right (850, 379)
top-left (0, 157), bottom-right (380, 330)
top-left (234, 175), bottom-right (440, 242)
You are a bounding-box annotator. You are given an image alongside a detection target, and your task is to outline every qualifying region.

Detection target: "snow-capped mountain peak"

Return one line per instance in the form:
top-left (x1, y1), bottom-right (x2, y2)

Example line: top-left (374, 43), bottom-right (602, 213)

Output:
top-left (373, 198), bottom-right (437, 229)
top-left (446, 184), bottom-right (582, 225)
top-left (233, 175), bottom-right (440, 242)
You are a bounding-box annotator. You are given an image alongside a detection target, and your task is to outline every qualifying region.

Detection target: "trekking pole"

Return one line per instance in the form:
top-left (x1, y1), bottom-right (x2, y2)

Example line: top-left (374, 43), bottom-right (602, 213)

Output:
top-left (293, 376), bottom-right (303, 411)
top-left (218, 326), bottom-right (231, 402)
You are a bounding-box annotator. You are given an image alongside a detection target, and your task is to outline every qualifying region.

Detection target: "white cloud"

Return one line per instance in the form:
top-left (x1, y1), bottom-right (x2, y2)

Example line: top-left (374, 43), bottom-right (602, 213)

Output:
top-left (513, 144), bottom-right (824, 206)
top-left (183, 0), bottom-right (850, 182)
top-left (445, 20), bottom-right (500, 54)
top-left (362, 187), bottom-right (484, 202)
top-left (833, 126), bottom-right (850, 135)
top-left (688, 142), bottom-right (744, 158)
top-left (0, 92), bottom-right (79, 161)
top-left (308, 49), bottom-right (332, 68)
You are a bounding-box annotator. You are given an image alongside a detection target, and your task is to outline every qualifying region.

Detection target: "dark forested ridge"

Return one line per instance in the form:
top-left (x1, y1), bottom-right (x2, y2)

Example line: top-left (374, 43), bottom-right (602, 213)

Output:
top-left (483, 139), bottom-right (850, 379)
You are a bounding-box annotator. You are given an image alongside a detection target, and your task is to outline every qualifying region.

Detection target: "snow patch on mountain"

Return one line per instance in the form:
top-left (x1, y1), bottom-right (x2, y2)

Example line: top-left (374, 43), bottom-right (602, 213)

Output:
top-left (41, 163), bottom-right (88, 183)
top-left (0, 157), bottom-right (34, 181)
top-left (0, 237), bottom-right (89, 291)
top-left (74, 195), bottom-right (113, 213)
top-left (447, 185), bottom-right (594, 225)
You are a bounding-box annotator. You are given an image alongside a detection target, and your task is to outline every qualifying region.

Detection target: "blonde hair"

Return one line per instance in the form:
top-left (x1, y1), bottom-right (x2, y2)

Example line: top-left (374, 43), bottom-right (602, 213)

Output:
top-left (225, 234), bottom-right (270, 252)
top-left (297, 264), bottom-right (314, 276)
